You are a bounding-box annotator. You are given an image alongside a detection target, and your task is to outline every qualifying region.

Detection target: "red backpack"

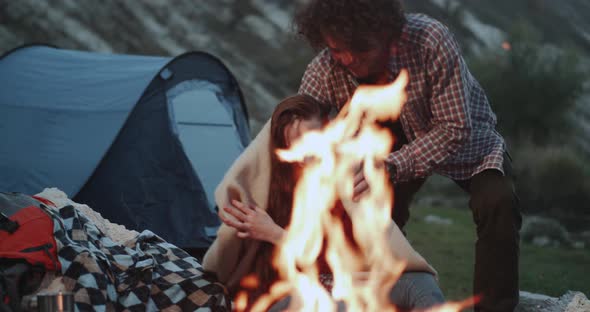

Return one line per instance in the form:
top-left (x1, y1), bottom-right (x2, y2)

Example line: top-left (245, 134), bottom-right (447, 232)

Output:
top-left (0, 193), bottom-right (60, 271)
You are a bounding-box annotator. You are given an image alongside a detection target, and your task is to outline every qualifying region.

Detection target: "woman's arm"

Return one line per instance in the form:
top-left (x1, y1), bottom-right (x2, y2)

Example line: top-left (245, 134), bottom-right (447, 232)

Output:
top-left (220, 199), bottom-right (286, 245)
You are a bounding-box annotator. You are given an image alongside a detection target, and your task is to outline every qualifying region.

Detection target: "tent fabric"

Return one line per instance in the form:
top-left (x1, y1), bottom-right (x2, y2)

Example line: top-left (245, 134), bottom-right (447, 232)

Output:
top-left (0, 45), bottom-right (250, 249)
top-left (168, 80), bottom-right (248, 210)
top-left (0, 45), bottom-right (169, 196)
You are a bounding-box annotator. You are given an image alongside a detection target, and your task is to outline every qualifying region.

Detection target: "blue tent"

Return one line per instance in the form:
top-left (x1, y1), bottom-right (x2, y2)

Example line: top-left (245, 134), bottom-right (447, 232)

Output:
top-left (0, 45), bottom-right (250, 250)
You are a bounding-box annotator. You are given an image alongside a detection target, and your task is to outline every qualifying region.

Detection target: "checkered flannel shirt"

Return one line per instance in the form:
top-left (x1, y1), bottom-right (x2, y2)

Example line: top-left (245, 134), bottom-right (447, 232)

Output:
top-left (299, 13), bottom-right (506, 182)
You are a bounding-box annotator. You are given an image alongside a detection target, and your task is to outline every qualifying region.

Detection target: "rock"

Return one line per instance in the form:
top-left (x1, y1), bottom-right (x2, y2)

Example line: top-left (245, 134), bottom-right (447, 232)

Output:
top-left (517, 290), bottom-right (590, 312)
top-left (521, 215), bottom-right (572, 247)
top-left (423, 214), bottom-right (453, 225)
top-left (573, 231), bottom-right (590, 248)
top-left (532, 236), bottom-right (562, 248)
top-left (565, 292), bottom-right (590, 312)
top-left (572, 241), bottom-right (585, 249)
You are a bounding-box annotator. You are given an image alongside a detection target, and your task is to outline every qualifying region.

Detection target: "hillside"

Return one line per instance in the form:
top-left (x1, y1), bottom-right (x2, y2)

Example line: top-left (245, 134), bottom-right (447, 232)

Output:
top-left (0, 0), bottom-right (308, 133)
top-left (1, 0), bottom-right (588, 138)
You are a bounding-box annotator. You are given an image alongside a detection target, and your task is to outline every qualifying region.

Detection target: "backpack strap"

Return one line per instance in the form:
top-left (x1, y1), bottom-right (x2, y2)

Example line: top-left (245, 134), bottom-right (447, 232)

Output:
top-left (0, 212), bottom-right (19, 234)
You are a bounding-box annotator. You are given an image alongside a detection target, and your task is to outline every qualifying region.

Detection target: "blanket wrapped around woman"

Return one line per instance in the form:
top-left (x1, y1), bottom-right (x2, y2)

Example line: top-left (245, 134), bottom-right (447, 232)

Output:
top-left (202, 120), bottom-right (436, 294)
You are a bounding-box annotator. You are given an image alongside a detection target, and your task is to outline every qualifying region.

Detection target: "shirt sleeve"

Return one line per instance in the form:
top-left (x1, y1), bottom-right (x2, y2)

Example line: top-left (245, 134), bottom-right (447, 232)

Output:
top-left (386, 31), bottom-right (472, 182)
top-left (298, 56), bottom-right (331, 105)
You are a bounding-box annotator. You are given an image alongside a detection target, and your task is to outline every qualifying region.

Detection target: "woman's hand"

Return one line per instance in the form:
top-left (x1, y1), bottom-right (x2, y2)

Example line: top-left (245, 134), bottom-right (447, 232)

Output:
top-left (220, 199), bottom-right (285, 245)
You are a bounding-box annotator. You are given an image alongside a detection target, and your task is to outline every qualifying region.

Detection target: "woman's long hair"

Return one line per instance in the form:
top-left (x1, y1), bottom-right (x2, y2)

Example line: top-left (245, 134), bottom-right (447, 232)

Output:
top-left (248, 94), bottom-right (330, 302)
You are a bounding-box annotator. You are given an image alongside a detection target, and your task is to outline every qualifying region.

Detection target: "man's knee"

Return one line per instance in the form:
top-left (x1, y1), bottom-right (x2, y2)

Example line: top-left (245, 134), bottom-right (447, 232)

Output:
top-left (469, 170), bottom-right (522, 236)
top-left (471, 176), bottom-right (521, 240)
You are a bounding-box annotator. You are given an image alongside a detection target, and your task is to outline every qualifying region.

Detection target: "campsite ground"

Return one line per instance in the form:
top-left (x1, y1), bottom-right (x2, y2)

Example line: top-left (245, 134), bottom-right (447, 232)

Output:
top-left (405, 204), bottom-right (590, 303)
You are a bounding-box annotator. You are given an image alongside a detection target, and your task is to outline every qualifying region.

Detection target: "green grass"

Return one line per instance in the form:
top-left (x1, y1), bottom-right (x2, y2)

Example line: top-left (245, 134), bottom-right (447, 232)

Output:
top-left (404, 205), bottom-right (590, 302)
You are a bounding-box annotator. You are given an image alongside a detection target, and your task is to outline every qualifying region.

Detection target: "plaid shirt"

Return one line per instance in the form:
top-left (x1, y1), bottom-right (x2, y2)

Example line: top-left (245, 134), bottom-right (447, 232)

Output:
top-left (299, 13), bottom-right (506, 182)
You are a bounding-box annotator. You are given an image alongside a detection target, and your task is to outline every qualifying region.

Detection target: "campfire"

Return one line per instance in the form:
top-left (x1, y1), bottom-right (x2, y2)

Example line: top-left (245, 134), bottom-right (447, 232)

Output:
top-left (237, 71), bottom-right (476, 311)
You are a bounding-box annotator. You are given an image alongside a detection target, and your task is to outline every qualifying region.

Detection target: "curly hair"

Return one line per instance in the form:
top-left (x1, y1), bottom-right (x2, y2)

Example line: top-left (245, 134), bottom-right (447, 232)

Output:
top-left (294, 0), bottom-right (406, 52)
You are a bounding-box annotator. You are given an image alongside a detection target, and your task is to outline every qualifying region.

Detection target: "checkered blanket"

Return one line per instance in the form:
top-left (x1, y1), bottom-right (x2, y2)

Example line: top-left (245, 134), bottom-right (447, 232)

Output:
top-left (46, 204), bottom-right (230, 311)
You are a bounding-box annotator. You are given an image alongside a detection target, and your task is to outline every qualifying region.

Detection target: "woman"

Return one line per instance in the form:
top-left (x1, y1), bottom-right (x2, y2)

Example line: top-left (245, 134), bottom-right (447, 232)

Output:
top-left (203, 94), bottom-right (444, 310)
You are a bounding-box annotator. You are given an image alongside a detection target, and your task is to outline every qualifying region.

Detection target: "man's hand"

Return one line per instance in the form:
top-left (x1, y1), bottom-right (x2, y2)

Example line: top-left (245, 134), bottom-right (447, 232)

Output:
top-left (352, 161), bottom-right (370, 201)
top-left (220, 199), bottom-right (285, 244)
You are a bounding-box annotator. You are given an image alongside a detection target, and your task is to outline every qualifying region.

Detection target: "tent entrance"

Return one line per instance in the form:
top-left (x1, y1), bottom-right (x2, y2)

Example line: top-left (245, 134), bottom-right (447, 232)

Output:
top-left (167, 80), bottom-right (244, 214)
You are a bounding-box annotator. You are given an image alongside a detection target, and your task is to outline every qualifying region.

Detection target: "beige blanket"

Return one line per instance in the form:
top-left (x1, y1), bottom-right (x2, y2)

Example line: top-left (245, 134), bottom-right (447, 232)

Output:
top-left (202, 120), bottom-right (436, 292)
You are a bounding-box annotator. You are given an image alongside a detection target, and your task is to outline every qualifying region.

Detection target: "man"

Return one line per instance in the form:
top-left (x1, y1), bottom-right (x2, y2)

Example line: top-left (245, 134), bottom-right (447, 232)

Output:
top-left (294, 0), bottom-right (522, 311)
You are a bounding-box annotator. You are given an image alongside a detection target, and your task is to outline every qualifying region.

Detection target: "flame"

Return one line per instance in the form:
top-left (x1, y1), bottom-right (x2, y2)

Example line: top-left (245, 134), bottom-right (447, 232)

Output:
top-left (243, 70), bottom-right (474, 311)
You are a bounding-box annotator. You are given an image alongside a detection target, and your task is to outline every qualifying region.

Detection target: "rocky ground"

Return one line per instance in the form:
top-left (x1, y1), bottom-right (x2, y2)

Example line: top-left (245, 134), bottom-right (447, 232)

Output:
top-left (518, 291), bottom-right (590, 312)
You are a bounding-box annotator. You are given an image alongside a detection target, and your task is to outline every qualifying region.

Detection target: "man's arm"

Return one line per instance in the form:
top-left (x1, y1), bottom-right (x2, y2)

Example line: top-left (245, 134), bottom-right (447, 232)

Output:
top-left (387, 32), bottom-right (472, 182)
top-left (298, 53), bottom-right (331, 104)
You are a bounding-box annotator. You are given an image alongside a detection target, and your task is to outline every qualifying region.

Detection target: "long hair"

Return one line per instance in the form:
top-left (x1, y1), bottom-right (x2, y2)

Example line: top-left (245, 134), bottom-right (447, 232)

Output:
top-left (248, 94), bottom-right (330, 302)
top-left (294, 0), bottom-right (406, 52)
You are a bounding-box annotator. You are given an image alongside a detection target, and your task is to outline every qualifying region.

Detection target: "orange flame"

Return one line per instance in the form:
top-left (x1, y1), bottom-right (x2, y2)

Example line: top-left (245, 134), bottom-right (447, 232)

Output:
top-left (245, 70), bottom-right (474, 311)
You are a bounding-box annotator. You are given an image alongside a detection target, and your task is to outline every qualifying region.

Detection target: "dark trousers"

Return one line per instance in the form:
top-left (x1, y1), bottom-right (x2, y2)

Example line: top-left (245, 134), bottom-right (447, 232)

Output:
top-left (391, 155), bottom-right (522, 312)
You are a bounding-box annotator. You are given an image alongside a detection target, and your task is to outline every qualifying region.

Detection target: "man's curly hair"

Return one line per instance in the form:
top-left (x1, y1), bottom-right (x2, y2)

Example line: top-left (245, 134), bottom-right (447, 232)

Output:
top-left (294, 0), bottom-right (406, 52)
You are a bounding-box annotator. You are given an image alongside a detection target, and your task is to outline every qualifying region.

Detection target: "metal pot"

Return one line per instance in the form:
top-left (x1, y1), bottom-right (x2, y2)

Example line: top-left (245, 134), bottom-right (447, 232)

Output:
top-left (36, 292), bottom-right (74, 312)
